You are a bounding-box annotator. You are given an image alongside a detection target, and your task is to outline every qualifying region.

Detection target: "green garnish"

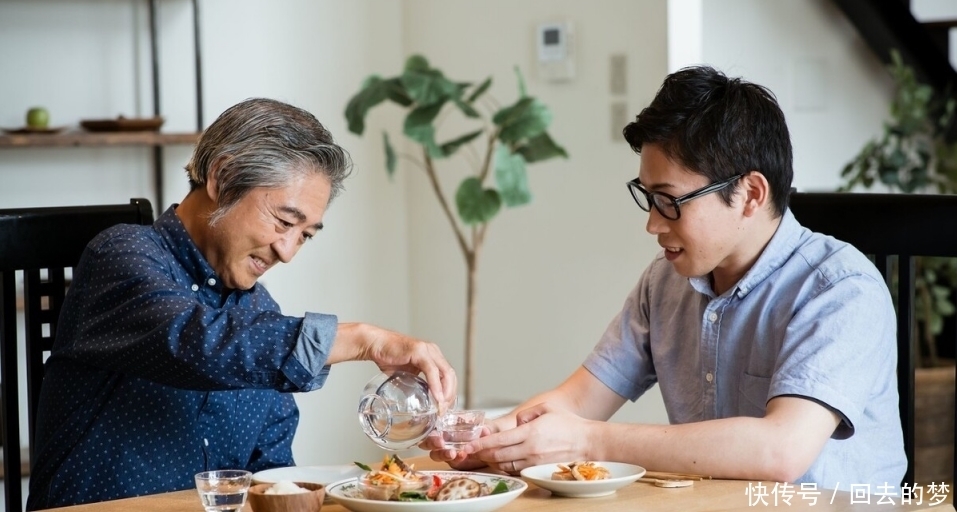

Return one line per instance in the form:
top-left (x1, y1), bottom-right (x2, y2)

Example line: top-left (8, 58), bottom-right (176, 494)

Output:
top-left (353, 461), bottom-right (372, 471)
top-left (398, 491), bottom-right (430, 501)
top-left (490, 480), bottom-right (510, 495)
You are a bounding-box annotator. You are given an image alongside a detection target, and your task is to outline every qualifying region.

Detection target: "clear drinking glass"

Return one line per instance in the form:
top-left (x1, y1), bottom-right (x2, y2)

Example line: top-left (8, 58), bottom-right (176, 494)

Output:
top-left (194, 469), bottom-right (252, 512)
top-left (438, 409), bottom-right (485, 449)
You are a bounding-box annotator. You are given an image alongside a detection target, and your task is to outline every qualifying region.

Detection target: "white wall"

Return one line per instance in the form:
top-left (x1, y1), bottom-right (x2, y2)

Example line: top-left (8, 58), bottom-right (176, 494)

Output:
top-left (0, 0), bottom-right (908, 492)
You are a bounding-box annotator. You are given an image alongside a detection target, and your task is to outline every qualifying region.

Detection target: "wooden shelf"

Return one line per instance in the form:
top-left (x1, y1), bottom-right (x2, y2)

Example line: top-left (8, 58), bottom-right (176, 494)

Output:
top-left (0, 131), bottom-right (200, 148)
top-left (2, 0), bottom-right (206, 215)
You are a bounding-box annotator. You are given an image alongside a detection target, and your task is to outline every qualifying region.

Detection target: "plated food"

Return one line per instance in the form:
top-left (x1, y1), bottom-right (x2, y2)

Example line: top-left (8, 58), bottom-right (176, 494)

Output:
top-left (352, 455), bottom-right (512, 502)
top-left (354, 455), bottom-right (431, 501)
top-left (551, 461), bottom-right (611, 481)
top-left (327, 465), bottom-right (526, 512)
top-left (521, 461), bottom-right (645, 498)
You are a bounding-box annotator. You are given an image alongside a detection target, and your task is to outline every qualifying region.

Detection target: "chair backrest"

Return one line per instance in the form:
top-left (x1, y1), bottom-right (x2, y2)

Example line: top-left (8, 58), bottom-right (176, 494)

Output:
top-left (788, 191), bottom-right (957, 487)
top-left (0, 198), bottom-right (153, 511)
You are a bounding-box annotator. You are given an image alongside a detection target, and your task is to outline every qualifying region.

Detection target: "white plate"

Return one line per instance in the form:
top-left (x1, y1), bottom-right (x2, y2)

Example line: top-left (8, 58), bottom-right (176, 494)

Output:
top-left (252, 464), bottom-right (364, 486)
top-left (326, 470), bottom-right (526, 512)
top-left (520, 462), bottom-right (645, 498)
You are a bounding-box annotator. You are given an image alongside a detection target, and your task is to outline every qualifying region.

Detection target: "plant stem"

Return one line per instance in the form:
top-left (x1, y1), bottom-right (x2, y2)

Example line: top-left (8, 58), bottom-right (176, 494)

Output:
top-left (464, 236), bottom-right (478, 410)
top-left (422, 147), bottom-right (483, 407)
top-left (421, 135), bottom-right (496, 409)
top-left (478, 130), bottom-right (500, 184)
top-left (423, 150), bottom-right (470, 260)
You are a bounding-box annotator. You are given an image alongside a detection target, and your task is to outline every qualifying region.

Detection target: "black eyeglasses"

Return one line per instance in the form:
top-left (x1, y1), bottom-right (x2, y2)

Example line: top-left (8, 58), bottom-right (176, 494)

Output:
top-left (626, 173), bottom-right (745, 220)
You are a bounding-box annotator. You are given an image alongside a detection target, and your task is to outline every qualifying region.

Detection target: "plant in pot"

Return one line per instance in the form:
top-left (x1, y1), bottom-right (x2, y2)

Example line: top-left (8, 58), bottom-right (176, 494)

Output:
top-left (344, 55), bottom-right (568, 409)
top-left (839, 49), bottom-right (957, 484)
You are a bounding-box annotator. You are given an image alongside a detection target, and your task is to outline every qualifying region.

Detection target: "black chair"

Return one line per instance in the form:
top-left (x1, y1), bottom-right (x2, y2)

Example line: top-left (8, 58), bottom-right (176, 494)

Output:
top-left (0, 198), bottom-right (153, 511)
top-left (789, 191), bottom-right (957, 486)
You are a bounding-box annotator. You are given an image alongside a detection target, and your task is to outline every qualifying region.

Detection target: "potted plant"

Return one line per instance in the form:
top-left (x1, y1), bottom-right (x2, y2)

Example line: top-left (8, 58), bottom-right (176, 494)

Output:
top-left (344, 55), bottom-right (568, 408)
top-left (839, 49), bottom-right (957, 484)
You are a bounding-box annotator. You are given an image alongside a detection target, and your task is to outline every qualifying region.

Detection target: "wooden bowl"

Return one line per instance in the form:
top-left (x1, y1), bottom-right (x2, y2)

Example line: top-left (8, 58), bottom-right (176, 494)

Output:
top-left (247, 482), bottom-right (325, 512)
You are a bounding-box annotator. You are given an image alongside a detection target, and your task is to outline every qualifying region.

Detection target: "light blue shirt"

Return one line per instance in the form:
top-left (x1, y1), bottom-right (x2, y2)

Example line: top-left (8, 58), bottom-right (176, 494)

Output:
top-left (584, 209), bottom-right (906, 490)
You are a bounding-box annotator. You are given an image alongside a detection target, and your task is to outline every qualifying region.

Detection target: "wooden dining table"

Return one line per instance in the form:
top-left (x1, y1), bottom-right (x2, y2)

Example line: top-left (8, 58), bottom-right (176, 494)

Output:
top-left (44, 456), bottom-right (956, 512)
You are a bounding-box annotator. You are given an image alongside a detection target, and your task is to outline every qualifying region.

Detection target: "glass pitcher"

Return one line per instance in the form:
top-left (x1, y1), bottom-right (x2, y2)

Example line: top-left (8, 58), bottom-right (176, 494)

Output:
top-left (358, 371), bottom-right (438, 450)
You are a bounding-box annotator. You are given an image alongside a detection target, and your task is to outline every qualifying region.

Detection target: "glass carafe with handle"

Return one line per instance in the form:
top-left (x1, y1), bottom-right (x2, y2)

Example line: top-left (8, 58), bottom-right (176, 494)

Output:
top-left (358, 371), bottom-right (438, 450)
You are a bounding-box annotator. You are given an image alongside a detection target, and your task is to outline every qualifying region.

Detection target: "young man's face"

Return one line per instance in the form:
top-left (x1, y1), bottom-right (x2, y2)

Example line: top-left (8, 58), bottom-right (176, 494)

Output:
top-left (637, 144), bottom-right (749, 281)
top-left (205, 172), bottom-right (331, 290)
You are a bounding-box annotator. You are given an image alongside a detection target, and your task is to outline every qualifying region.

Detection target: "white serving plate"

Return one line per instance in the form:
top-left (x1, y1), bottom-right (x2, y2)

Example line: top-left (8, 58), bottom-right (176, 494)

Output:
top-left (520, 462), bottom-right (645, 498)
top-left (326, 470), bottom-right (526, 512)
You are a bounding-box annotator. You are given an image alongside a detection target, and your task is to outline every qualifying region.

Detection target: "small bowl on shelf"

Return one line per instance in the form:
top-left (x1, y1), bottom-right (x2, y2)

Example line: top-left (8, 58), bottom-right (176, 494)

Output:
top-left (247, 481), bottom-right (325, 512)
top-left (79, 116), bottom-right (165, 132)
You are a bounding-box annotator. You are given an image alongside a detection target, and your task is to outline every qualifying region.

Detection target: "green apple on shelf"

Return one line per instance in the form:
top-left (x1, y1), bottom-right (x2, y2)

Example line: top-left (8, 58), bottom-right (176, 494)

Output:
top-left (26, 107), bottom-right (50, 129)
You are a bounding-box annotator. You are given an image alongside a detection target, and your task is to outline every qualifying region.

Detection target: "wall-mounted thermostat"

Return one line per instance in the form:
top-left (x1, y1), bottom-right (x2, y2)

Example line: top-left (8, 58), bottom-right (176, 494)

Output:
top-left (537, 21), bottom-right (575, 82)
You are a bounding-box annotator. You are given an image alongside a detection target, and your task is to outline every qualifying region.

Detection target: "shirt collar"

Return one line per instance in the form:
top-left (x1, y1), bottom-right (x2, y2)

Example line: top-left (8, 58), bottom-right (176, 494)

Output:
top-left (154, 204), bottom-right (222, 288)
top-left (689, 208), bottom-right (806, 299)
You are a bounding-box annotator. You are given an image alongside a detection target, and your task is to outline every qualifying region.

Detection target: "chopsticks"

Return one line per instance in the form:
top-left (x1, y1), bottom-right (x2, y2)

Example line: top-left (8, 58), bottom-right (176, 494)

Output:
top-left (639, 477), bottom-right (694, 488)
top-left (638, 471), bottom-right (708, 489)
top-left (642, 470), bottom-right (711, 481)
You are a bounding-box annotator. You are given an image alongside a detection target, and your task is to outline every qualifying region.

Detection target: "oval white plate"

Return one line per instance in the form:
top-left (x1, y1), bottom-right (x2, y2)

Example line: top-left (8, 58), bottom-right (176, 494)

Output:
top-left (252, 464), bottom-right (364, 486)
top-left (520, 462), bottom-right (645, 498)
top-left (327, 470), bottom-right (526, 512)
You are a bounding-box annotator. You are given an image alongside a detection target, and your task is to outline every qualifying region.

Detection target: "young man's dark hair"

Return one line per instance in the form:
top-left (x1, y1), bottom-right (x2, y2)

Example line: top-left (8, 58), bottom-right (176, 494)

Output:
top-left (623, 66), bottom-right (793, 216)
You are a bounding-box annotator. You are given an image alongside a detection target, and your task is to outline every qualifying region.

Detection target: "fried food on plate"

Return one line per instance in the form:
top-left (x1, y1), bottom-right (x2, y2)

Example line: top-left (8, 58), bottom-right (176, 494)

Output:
top-left (551, 461), bottom-right (611, 481)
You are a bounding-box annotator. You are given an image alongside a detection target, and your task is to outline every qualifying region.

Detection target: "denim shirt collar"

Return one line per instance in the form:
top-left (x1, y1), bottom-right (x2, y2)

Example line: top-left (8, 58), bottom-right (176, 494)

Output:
top-left (153, 205), bottom-right (225, 295)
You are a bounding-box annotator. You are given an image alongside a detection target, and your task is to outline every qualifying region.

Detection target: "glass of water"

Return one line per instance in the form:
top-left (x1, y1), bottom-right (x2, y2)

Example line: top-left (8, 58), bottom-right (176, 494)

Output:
top-left (438, 409), bottom-right (485, 449)
top-left (195, 469), bottom-right (252, 512)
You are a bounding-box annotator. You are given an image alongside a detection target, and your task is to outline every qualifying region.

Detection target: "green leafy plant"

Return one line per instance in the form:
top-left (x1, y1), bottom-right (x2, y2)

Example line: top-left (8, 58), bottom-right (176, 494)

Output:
top-left (840, 49), bottom-right (957, 366)
top-left (344, 55), bottom-right (568, 407)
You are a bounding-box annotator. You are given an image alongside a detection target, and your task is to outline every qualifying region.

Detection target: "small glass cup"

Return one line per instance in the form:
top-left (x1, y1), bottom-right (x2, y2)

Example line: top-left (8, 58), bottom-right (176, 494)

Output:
top-left (437, 409), bottom-right (485, 449)
top-left (195, 469), bottom-right (252, 512)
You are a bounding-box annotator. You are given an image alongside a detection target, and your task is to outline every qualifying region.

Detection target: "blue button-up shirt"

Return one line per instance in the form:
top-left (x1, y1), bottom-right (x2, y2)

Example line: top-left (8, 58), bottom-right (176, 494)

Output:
top-left (584, 209), bottom-right (906, 489)
top-left (28, 206), bottom-right (339, 510)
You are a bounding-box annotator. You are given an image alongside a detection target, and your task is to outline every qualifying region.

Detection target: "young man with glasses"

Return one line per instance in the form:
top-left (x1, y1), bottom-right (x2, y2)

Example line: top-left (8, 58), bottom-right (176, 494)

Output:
top-left (426, 65), bottom-right (905, 490)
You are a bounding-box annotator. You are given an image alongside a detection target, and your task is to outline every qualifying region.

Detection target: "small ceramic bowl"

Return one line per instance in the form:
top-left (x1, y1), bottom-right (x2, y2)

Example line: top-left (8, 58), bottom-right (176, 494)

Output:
top-left (247, 481), bottom-right (325, 512)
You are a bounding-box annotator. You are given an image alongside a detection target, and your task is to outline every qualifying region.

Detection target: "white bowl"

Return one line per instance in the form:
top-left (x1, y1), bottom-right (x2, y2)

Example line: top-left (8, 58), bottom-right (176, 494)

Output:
top-left (252, 465), bottom-right (365, 486)
top-left (520, 462), bottom-right (645, 498)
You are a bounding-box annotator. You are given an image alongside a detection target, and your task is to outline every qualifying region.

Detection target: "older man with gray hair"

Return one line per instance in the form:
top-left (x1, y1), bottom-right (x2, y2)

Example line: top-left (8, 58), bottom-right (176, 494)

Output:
top-left (28, 98), bottom-right (457, 510)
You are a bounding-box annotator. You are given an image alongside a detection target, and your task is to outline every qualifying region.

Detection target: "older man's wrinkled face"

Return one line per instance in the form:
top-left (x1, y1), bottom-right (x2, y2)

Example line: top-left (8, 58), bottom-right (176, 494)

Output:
top-left (206, 173), bottom-right (331, 290)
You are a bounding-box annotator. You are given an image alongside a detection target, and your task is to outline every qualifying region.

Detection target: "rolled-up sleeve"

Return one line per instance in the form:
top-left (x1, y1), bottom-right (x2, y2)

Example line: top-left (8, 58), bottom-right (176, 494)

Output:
top-left (288, 312), bottom-right (338, 391)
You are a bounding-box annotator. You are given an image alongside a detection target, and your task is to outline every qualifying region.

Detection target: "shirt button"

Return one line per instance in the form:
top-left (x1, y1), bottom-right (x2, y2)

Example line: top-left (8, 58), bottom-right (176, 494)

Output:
top-left (207, 278), bottom-right (217, 286)
top-left (706, 372), bottom-right (714, 383)
top-left (708, 312), bottom-right (718, 322)
top-left (191, 284), bottom-right (199, 292)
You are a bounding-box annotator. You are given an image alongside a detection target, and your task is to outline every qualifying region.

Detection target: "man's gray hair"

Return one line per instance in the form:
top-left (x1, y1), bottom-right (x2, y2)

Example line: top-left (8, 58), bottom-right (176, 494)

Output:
top-left (185, 98), bottom-right (352, 224)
